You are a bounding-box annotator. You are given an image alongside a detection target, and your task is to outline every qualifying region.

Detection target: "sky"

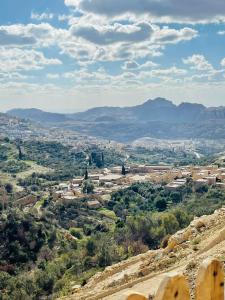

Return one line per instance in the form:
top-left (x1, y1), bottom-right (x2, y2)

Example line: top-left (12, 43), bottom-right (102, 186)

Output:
top-left (1, 0), bottom-right (225, 112)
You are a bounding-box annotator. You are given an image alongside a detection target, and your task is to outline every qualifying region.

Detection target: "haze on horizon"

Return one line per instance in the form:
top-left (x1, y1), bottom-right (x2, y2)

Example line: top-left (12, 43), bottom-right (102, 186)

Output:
top-left (2, 97), bottom-right (222, 115)
top-left (1, 0), bottom-right (225, 112)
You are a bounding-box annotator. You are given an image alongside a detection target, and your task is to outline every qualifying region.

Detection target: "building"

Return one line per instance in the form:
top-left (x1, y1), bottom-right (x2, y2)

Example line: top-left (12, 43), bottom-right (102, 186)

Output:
top-left (89, 174), bottom-right (100, 180)
top-left (87, 200), bottom-right (101, 209)
top-left (165, 183), bottom-right (182, 191)
top-left (216, 183), bottom-right (225, 189)
top-left (194, 179), bottom-right (208, 188)
top-left (58, 183), bottom-right (69, 191)
top-left (205, 176), bottom-right (217, 185)
top-left (129, 164), bottom-right (172, 174)
top-left (72, 178), bottom-right (83, 185)
top-left (99, 174), bottom-right (123, 183)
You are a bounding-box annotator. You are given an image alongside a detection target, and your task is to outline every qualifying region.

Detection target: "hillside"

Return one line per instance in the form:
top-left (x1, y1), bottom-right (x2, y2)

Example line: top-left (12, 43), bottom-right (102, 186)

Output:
top-left (65, 207), bottom-right (225, 300)
top-left (2, 170), bottom-right (225, 299)
top-left (0, 111), bottom-right (65, 142)
top-left (70, 98), bottom-right (207, 123)
top-left (0, 138), bottom-right (126, 194)
top-left (8, 108), bottom-right (69, 123)
top-left (7, 98), bottom-right (225, 142)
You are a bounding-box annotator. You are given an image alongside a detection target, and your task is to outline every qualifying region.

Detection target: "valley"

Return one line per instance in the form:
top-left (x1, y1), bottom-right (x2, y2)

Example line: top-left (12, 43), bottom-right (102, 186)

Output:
top-left (2, 0), bottom-right (225, 299)
top-left (1, 99), bottom-right (225, 299)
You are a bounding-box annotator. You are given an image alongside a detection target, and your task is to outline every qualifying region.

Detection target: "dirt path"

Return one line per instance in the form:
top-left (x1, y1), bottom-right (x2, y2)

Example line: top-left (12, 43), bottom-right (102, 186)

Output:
top-left (103, 268), bottom-right (184, 300)
top-left (103, 234), bottom-right (225, 300)
top-left (64, 209), bottom-right (225, 300)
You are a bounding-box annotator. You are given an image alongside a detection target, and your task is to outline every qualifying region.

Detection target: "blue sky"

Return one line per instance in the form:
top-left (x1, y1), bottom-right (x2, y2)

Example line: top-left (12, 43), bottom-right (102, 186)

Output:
top-left (1, 0), bottom-right (225, 112)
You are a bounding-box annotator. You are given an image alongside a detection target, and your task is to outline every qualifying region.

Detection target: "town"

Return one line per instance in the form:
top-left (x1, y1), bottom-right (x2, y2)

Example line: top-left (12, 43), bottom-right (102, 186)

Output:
top-left (53, 163), bottom-right (225, 209)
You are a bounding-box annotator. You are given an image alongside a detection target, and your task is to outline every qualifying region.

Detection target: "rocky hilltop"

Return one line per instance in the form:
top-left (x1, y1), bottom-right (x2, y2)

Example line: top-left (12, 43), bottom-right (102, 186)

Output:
top-left (62, 207), bottom-right (225, 300)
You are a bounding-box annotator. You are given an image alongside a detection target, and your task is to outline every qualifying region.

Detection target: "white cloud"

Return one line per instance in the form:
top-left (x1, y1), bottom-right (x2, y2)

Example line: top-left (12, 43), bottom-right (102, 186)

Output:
top-left (62, 17), bottom-right (197, 65)
top-left (46, 73), bottom-right (60, 79)
top-left (0, 48), bottom-right (62, 72)
top-left (183, 54), bottom-right (214, 71)
top-left (149, 67), bottom-right (187, 77)
top-left (61, 65), bottom-right (187, 89)
top-left (71, 22), bottom-right (154, 45)
top-left (59, 35), bottom-right (163, 64)
top-left (0, 72), bottom-right (27, 81)
top-left (0, 28), bottom-right (36, 46)
top-left (0, 23), bottom-right (68, 47)
top-left (217, 30), bottom-right (225, 35)
top-left (58, 14), bottom-right (73, 22)
top-left (0, 1), bottom-right (225, 111)
top-left (65, 0), bottom-right (225, 24)
top-left (154, 27), bottom-right (198, 44)
top-left (31, 12), bottom-right (54, 21)
top-left (70, 21), bottom-right (197, 47)
top-left (0, 20), bottom-right (193, 68)
top-left (65, 0), bottom-right (80, 6)
top-left (221, 58), bottom-right (225, 66)
top-left (122, 60), bottom-right (157, 70)
top-left (181, 55), bottom-right (225, 83)
top-left (122, 60), bottom-right (139, 70)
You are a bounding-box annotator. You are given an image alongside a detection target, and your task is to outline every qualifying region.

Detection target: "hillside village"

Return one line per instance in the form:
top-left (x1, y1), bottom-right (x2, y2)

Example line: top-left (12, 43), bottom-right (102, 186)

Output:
top-left (53, 163), bottom-right (225, 208)
top-left (3, 160), bottom-right (225, 212)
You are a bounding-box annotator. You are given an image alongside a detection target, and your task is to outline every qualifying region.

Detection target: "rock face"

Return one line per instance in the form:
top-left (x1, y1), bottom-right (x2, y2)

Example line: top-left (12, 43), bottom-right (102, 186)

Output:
top-left (61, 207), bottom-right (225, 300)
top-left (166, 209), bottom-right (225, 253)
top-left (167, 228), bottom-right (193, 251)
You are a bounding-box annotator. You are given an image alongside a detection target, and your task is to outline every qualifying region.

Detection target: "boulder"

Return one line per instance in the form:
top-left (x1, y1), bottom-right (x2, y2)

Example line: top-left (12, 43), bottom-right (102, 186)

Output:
top-left (71, 284), bottom-right (81, 293)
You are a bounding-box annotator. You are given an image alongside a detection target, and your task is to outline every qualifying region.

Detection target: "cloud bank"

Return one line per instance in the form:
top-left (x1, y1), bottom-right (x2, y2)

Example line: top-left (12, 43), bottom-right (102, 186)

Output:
top-left (65, 0), bottom-right (225, 23)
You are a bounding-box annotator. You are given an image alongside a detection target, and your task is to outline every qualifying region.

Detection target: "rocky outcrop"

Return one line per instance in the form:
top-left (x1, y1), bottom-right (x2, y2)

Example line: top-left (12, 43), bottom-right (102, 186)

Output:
top-left (61, 207), bottom-right (225, 300)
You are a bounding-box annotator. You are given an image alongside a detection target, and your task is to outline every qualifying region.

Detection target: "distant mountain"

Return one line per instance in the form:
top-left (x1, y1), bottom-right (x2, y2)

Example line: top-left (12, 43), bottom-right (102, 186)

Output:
top-left (8, 108), bottom-right (69, 123)
top-left (69, 98), bottom-right (207, 123)
top-left (7, 98), bottom-right (225, 142)
top-left (8, 98), bottom-right (209, 124)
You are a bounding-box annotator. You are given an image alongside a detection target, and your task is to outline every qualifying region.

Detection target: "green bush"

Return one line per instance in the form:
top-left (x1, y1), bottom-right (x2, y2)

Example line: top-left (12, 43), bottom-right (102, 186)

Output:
top-left (69, 228), bottom-right (83, 240)
top-left (0, 160), bottom-right (29, 174)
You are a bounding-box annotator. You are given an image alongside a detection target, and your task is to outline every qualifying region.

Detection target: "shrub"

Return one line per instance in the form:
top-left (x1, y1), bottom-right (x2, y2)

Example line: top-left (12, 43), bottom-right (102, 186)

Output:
top-left (69, 228), bottom-right (83, 240)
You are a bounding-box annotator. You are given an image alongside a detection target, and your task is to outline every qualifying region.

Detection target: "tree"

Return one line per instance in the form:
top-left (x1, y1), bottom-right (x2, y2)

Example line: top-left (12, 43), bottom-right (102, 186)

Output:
top-left (5, 183), bottom-right (13, 194)
top-left (69, 228), bottom-right (83, 240)
top-left (101, 152), bottom-right (105, 167)
top-left (0, 271), bottom-right (11, 290)
top-left (82, 180), bottom-right (94, 194)
top-left (161, 213), bottom-right (179, 235)
top-left (91, 152), bottom-right (103, 168)
top-left (35, 270), bottom-right (55, 293)
top-left (17, 142), bottom-right (23, 160)
top-left (4, 137), bottom-right (10, 143)
top-left (88, 155), bottom-right (92, 166)
top-left (86, 239), bottom-right (95, 256)
top-left (172, 208), bottom-right (191, 228)
top-left (84, 169), bottom-right (89, 180)
top-left (155, 197), bottom-right (167, 212)
top-left (121, 164), bottom-right (126, 176)
top-left (170, 191), bottom-right (182, 204)
top-left (98, 246), bottom-right (111, 267)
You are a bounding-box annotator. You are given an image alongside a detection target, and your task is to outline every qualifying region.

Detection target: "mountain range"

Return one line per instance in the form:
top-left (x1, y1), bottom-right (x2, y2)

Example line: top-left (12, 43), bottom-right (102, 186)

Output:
top-left (7, 98), bottom-right (225, 142)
